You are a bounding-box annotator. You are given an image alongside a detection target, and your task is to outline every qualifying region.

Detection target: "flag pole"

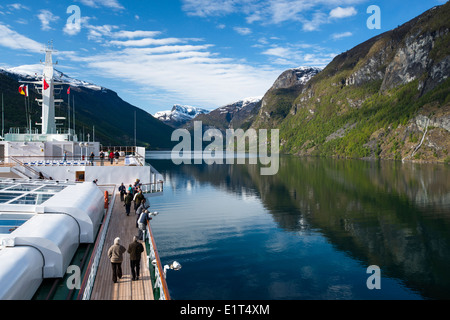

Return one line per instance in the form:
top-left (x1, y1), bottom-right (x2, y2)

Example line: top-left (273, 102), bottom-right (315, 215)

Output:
top-left (2, 93), bottom-right (4, 138)
top-left (73, 95), bottom-right (75, 136)
top-left (68, 87), bottom-right (71, 138)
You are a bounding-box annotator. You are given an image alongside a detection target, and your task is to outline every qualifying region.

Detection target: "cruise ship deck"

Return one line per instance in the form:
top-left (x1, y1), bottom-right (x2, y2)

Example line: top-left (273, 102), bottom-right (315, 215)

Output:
top-left (0, 177), bottom-right (169, 300)
top-left (88, 189), bottom-right (155, 300)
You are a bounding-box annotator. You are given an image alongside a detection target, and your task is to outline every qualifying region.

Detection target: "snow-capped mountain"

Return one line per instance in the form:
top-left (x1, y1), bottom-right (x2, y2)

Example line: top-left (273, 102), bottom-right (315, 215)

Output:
top-left (216, 96), bottom-right (262, 115)
top-left (183, 96), bottom-right (262, 132)
top-left (154, 104), bottom-right (210, 127)
top-left (1, 64), bottom-right (104, 91)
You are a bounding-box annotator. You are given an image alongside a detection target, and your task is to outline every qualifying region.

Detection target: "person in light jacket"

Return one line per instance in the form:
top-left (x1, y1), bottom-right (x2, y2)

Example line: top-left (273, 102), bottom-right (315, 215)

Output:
top-left (107, 237), bottom-right (126, 283)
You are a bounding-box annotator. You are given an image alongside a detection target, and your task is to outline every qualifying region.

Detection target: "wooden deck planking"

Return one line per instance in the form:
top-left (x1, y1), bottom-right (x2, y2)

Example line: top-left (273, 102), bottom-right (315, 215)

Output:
top-left (90, 190), bottom-right (154, 300)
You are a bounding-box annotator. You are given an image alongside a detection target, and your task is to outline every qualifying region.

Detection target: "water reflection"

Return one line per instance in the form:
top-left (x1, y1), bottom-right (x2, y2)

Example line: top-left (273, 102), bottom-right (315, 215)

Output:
top-left (149, 154), bottom-right (450, 299)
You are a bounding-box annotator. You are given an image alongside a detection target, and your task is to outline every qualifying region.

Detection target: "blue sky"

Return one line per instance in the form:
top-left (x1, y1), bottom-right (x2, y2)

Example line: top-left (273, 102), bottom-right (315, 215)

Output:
top-left (0, 0), bottom-right (446, 115)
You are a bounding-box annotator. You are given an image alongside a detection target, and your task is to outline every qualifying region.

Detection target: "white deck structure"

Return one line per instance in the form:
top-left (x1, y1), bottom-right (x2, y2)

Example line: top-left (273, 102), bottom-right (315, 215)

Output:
top-left (0, 179), bottom-right (104, 299)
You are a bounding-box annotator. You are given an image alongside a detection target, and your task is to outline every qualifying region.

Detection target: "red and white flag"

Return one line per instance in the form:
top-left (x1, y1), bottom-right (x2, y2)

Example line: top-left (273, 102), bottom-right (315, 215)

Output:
top-left (43, 79), bottom-right (49, 90)
top-left (67, 86), bottom-right (71, 95)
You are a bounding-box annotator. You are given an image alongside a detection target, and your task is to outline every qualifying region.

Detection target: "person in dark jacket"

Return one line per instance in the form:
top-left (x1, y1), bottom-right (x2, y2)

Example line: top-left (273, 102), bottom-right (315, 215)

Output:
top-left (118, 183), bottom-right (126, 201)
top-left (124, 191), bottom-right (133, 216)
top-left (135, 198), bottom-right (150, 228)
top-left (127, 236), bottom-right (144, 280)
top-left (89, 152), bottom-right (95, 166)
top-left (107, 237), bottom-right (126, 283)
top-left (133, 189), bottom-right (145, 213)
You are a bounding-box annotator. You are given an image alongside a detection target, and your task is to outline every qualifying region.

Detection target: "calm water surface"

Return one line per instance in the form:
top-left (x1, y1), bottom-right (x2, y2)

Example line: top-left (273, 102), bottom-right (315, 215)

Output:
top-left (147, 152), bottom-right (450, 300)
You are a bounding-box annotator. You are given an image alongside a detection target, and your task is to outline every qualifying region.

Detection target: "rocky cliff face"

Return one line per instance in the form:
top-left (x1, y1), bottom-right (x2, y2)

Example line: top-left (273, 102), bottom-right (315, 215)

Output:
top-left (255, 3), bottom-right (450, 163)
top-left (252, 67), bottom-right (321, 128)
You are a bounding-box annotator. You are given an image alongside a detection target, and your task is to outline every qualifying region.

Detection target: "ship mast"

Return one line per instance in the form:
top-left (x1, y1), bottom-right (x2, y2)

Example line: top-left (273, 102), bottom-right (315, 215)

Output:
top-left (40, 42), bottom-right (57, 134)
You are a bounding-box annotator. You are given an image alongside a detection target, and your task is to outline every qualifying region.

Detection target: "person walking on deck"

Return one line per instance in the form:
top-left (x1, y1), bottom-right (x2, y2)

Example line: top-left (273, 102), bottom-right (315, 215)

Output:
top-left (118, 183), bottom-right (126, 201)
top-left (107, 237), bottom-right (126, 283)
top-left (124, 191), bottom-right (133, 216)
top-left (127, 236), bottom-right (144, 281)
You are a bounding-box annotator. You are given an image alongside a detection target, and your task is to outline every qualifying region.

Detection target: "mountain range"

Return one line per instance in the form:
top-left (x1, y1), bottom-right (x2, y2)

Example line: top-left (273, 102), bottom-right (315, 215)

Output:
top-left (154, 104), bottom-right (210, 128)
top-left (1, 3), bottom-right (448, 162)
top-left (250, 3), bottom-right (449, 163)
top-left (0, 65), bottom-right (175, 149)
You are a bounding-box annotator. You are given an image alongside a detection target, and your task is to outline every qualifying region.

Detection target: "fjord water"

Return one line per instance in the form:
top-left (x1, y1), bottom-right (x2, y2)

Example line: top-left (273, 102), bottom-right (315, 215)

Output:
top-left (147, 153), bottom-right (450, 300)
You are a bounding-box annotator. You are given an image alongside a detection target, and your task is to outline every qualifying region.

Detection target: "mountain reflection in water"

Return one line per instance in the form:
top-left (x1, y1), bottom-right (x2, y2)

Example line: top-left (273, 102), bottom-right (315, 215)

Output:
top-left (148, 153), bottom-right (450, 300)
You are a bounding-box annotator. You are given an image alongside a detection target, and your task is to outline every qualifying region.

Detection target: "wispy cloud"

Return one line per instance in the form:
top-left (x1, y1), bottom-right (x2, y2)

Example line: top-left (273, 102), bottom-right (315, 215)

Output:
top-left (234, 27), bottom-right (252, 35)
top-left (182, 0), bottom-right (365, 30)
top-left (262, 43), bottom-right (336, 67)
top-left (77, 0), bottom-right (124, 10)
top-left (0, 24), bottom-right (43, 53)
top-left (62, 25), bottom-right (280, 107)
top-left (332, 31), bottom-right (353, 40)
top-left (7, 3), bottom-right (30, 11)
top-left (113, 30), bottom-right (161, 39)
top-left (37, 10), bottom-right (60, 31)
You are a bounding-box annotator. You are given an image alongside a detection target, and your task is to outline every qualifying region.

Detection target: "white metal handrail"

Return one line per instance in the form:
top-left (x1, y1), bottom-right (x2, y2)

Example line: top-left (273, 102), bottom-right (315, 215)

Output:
top-left (78, 189), bottom-right (116, 300)
top-left (145, 222), bottom-right (171, 300)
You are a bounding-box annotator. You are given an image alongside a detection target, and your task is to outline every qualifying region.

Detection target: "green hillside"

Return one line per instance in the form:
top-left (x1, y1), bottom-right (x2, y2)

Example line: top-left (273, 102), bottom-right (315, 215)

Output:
top-left (253, 3), bottom-right (450, 163)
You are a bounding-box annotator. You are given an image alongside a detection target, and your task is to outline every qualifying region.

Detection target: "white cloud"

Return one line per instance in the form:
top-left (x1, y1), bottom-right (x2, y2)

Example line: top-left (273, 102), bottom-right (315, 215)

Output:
top-left (77, 0), bottom-right (124, 10)
top-left (262, 44), bottom-right (336, 67)
top-left (109, 38), bottom-right (189, 47)
top-left (113, 30), bottom-right (161, 39)
top-left (37, 10), bottom-right (60, 31)
top-left (233, 27), bottom-right (252, 35)
top-left (7, 3), bottom-right (30, 11)
top-left (301, 12), bottom-right (328, 31)
top-left (66, 28), bottom-right (281, 108)
top-left (0, 24), bottom-right (43, 53)
top-left (182, 0), bottom-right (237, 17)
top-left (329, 7), bottom-right (357, 18)
top-left (332, 31), bottom-right (353, 40)
top-left (182, 0), bottom-right (365, 27)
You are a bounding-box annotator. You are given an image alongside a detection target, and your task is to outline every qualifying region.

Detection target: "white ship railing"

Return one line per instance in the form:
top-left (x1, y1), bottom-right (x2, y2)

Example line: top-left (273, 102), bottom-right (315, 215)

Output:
top-left (145, 221), bottom-right (171, 300)
top-left (77, 186), bottom-right (115, 300)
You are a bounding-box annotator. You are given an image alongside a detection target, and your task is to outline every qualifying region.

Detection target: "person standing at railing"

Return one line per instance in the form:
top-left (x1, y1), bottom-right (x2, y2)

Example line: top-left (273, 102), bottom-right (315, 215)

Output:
top-left (109, 150), bottom-right (114, 165)
top-left (99, 151), bottom-right (105, 166)
top-left (135, 197), bottom-right (150, 228)
top-left (107, 237), bottom-right (126, 283)
top-left (127, 236), bottom-right (144, 281)
top-left (89, 152), bottom-right (95, 166)
top-left (137, 209), bottom-right (150, 241)
top-left (133, 189), bottom-right (145, 214)
top-left (114, 150), bottom-right (120, 164)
